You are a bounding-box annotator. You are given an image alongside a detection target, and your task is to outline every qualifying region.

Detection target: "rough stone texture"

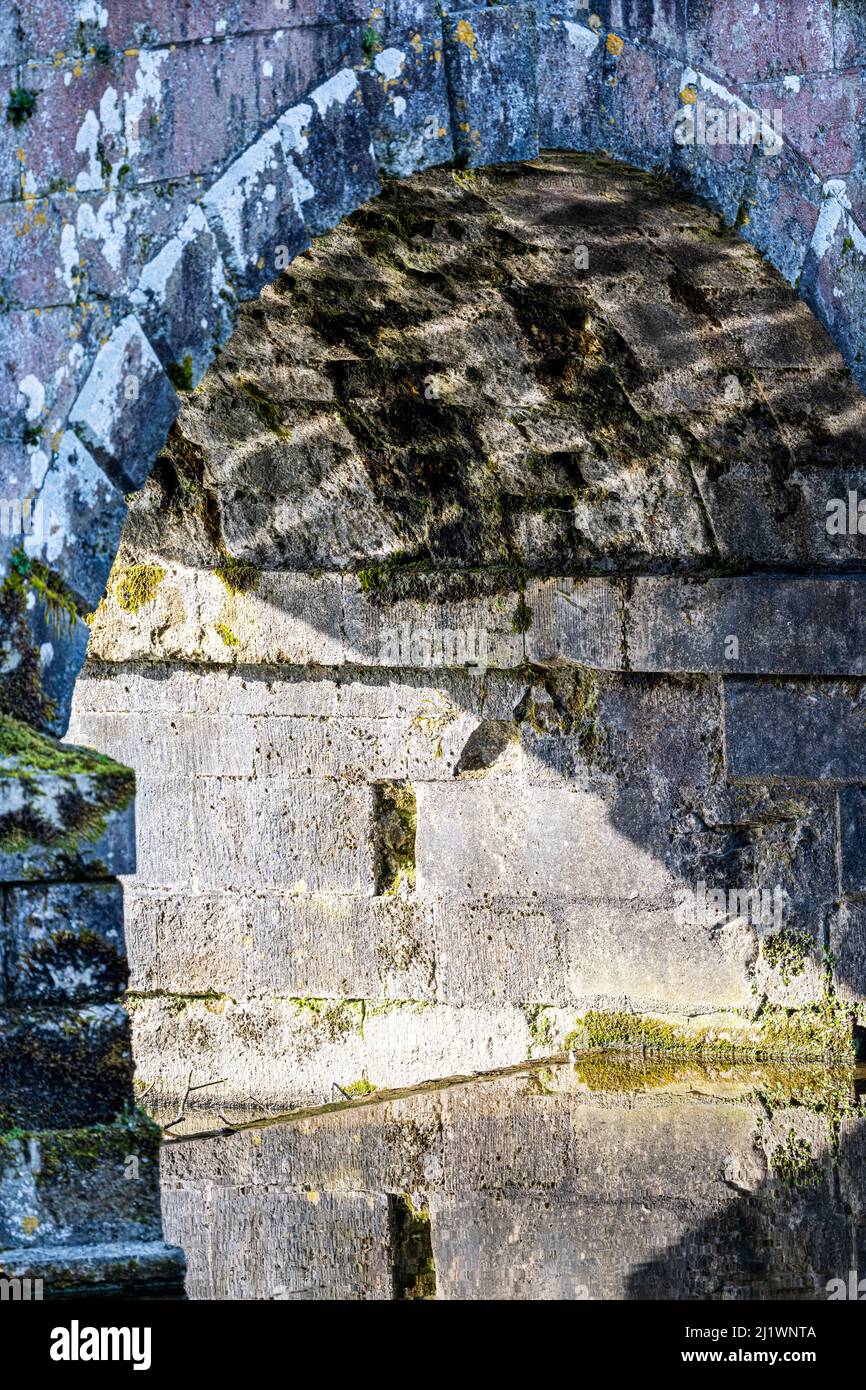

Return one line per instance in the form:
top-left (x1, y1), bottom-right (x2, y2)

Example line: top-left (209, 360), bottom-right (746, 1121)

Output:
top-left (158, 1063), bottom-right (859, 1299)
top-left (2, 1), bottom-right (866, 1281)
top-left (62, 157), bottom-right (866, 1109)
top-left (725, 680), bottom-right (866, 783)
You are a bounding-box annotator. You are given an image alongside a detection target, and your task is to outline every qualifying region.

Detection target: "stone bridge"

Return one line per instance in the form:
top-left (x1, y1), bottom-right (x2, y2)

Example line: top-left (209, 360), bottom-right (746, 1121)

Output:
top-left (0, 0), bottom-right (865, 1295)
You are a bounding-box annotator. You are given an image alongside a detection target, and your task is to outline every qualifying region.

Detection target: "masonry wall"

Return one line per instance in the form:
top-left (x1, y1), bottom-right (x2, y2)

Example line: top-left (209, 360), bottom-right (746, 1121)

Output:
top-left (66, 155), bottom-right (866, 1108)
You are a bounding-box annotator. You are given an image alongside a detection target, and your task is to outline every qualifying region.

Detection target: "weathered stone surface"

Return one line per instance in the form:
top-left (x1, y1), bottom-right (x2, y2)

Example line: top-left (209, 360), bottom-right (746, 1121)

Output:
top-left (68, 315), bottom-right (179, 491)
top-left (833, 900), bottom-right (866, 1008)
top-left (525, 577), bottom-right (623, 668)
top-left (0, 1113), bottom-right (163, 1250)
top-left (20, 432), bottom-right (127, 611)
top-left (724, 679), bottom-right (866, 783)
top-left (0, 1002), bottom-right (132, 1130)
top-left (277, 69), bottom-right (380, 236)
top-left (627, 577), bottom-right (866, 676)
top-left (0, 717), bottom-right (135, 882)
top-left (360, 28), bottom-right (454, 177)
top-left (443, 6), bottom-right (539, 166)
top-left (123, 887), bottom-right (435, 999)
top-left (536, 17), bottom-right (603, 152)
top-left (839, 789), bottom-right (866, 896)
top-left (5, 881), bottom-right (126, 1007)
top-left (0, 1238), bottom-right (185, 1296)
top-left (202, 126), bottom-right (313, 299)
top-left (130, 206), bottom-right (238, 391)
top-left (416, 782), bottom-right (677, 898)
top-left (738, 142), bottom-right (824, 286)
top-left (157, 1067), bottom-right (859, 1299)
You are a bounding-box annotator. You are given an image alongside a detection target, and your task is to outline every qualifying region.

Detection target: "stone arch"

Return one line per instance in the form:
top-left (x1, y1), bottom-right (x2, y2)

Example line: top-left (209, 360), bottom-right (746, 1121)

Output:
top-left (3, 2), bottom-right (866, 734)
top-left (63, 151), bottom-right (866, 1111)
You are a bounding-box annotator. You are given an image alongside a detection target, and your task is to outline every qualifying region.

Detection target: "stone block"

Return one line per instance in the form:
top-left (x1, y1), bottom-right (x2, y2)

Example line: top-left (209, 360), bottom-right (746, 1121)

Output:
top-left (738, 142), bottom-right (823, 286)
top-left (415, 781), bottom-right (676, 897)
top-left (124, 887), bottom-right (435, 1001)
top-left (442, 6), bottom-right (539, 167)
top-left (432, 894), bottom-right (570, 1007)
top-left (536, 16), bottom-right (603, 152)
top-left (202, 125), bottom-right (312, 299)
top-left (748, 74), bottom-right (865, 182)
top-left (0, 1002), bottom-right (133, 1129)
top-left (130, 205), bottom-right (238, 390)
top-left (834, 903), bottom-right (866, 1006)
top-left (565, 899), bottom-right (755, 1009)
top-left (0, 720), bottom-right (136, 882)
top-left (68, 314), bottom-right (179, 491)
top-left (524, 576), bottom-right (623, 668)
top-left (724, 679), bottom-right (866, 783)
top-left (21, 431), bottom-right (127, 610)
top-left (670, 69), bottom-right (760, 223)
top-left (599, 39), bottom-right (680, 175)
top-left (0, 1238), bottom-right (185, 1297)
top-left (190, 778), bottom-right (375, 892)
top-left (839, 789), bottom-right (866, 896)
top-left (0, 304), bottom-right (102, 446)
top-left (5, 881), bottom-right (126, 1007)
top-left (0, 1112), bottom-right (164, 1251)
top-left (800, 188), bottom-right (866, 395)
top-left (687, 0), bottom-right (834, 84)
top-left (277, 68), bottom-right (380, 236)
top-left (359, 28), bottom-right (454, 177)
top-left (834, 0), bottom-right (866, 68)
top-left (626, 576), bottom-right (866, 676)
top-left (344, 582), bottom-right (524, 669)
top-left (609, 0), bottom-right (686, 49)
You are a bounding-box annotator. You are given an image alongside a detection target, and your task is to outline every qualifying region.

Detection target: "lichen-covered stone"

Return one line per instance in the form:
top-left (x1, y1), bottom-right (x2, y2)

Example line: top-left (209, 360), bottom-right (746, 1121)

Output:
top-left (443, 6), bottom-right (539, 166)
top-left (68, 315), bottom-right (179, 491)
top-left (0, 714), bottom-right (135, 881)
top-left (5, 880), bottom-right (126, 1007)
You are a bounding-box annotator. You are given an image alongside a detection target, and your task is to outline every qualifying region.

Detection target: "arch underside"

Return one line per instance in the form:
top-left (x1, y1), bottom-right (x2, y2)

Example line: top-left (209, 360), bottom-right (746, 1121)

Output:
top-left (62, 153), bottom-right (866, 1109)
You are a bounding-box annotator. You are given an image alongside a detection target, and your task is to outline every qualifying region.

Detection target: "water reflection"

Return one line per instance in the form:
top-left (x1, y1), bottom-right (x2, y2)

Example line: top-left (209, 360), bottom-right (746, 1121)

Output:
top-left (156, 1058), bottom-right (866, 1300)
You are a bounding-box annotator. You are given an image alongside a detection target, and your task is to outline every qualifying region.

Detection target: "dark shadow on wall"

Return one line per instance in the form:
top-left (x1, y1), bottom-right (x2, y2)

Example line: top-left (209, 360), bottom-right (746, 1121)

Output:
top-left (74, 153), bottom-right (866, 1014)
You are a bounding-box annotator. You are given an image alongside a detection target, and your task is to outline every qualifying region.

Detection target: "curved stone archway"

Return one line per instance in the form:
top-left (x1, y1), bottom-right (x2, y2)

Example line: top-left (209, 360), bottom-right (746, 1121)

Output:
top-left (2, 1), bottom-right (866, 735)
top-left (58, 153), bottom-right (866, 1111)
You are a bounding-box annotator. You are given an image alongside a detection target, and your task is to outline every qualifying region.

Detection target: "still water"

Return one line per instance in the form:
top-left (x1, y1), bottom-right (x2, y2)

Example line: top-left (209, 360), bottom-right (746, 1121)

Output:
top-left (155, 1057), bottom-right (866, 1300)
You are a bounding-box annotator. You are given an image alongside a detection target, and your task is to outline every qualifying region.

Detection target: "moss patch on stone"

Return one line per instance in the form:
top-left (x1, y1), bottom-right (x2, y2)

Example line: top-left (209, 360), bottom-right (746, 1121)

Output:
top-left (564, 1002), bottom-right (853, 1062)
top-left (113, 564), bottom-right (166, 614)
top-left (214, 552), bottom-right (259, 596)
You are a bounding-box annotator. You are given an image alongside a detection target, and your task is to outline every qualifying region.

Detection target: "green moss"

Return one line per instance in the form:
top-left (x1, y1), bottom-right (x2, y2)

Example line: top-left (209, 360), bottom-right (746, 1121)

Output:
top-left (762, 928), bottom-right (812, 985)
top-left (342, 1077), bottom-right (377, 1097)
top-left (525, 1003), bottom-right (556, 1052)
top-left (215, 622), bottom-right (239, 647)
top-left (564, 1000), bottom-right (853, 1062)
top-left (4, 549), bottom-right (78, 633)
top-left (214, 552), bottom-right (259, 597)
top-left (769, 1128), bottom-right (822, 1190)
top-left (362, 25), bottom-right (382, 58)
top-left (0, 714), bottom-right (135, 857)
top-left (6, 88), bottom-right (38, 126)
top-left (0, 714), bottom-right (132, 781)
top-left (374, 782), bottom-right (417, 892)
top-left (236, 376), bottom-right (293, 437)
top-left (291, 997), bottom-right (366, 1041)
top-left (166, 355), bottom-right (194, 392)
top-left (113, 564), bottom-right (166, 614)
top-left (511, 594), bottom-right (533, 634)
top-left (391, 1194), bottom-right (436, 1300)
top-left (358, 550), bottom-right (433, 595)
